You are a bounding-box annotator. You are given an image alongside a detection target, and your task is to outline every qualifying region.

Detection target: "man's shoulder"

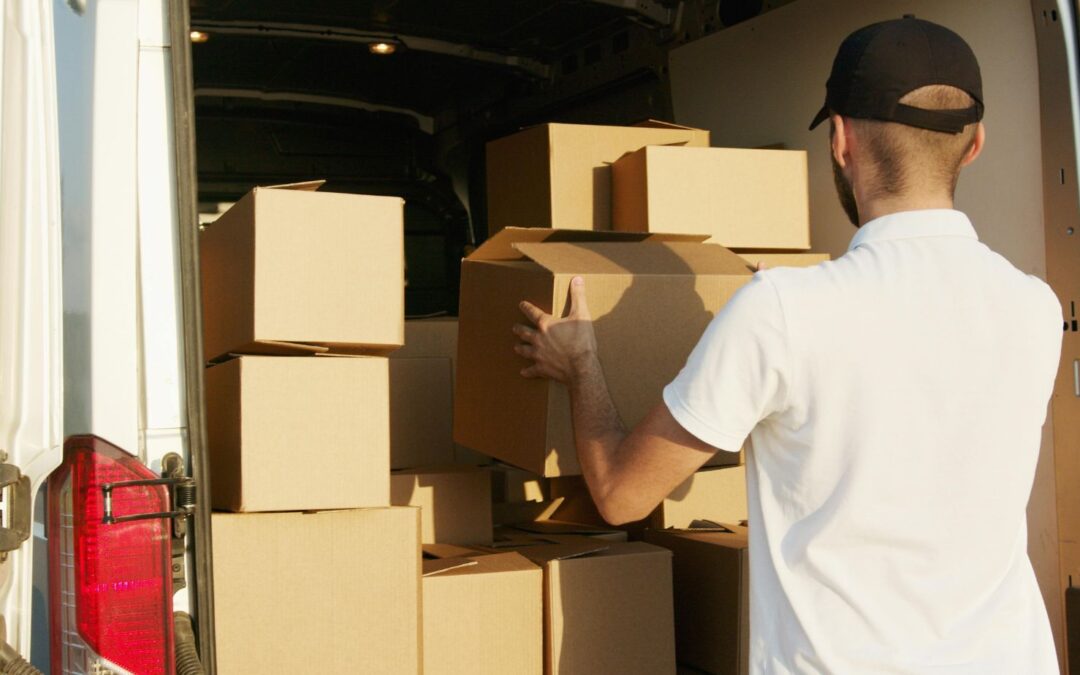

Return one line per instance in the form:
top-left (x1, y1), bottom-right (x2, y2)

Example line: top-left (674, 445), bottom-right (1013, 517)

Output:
top-left (974, 244), bottom-right (1061, 317)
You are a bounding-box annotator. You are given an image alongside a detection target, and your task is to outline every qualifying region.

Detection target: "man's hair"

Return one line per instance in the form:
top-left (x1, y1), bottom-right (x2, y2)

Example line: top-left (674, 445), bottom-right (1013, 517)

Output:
top-left (844, 85), bottom-right (979, 199)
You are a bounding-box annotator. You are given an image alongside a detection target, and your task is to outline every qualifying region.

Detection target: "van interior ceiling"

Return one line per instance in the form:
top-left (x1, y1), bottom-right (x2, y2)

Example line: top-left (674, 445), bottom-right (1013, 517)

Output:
top-left (187, 0), bottom-right (786, 317)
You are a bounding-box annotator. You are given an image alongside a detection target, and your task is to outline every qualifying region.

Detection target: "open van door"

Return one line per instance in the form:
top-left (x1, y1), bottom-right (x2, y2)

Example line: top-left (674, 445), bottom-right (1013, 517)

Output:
top-left (0, 0), bottom-right (64, 668)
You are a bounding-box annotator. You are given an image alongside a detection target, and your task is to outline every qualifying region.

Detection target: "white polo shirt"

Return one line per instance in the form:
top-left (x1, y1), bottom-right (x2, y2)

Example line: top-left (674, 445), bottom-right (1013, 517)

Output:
top-left (664, 209), bottom-right (1062, 674)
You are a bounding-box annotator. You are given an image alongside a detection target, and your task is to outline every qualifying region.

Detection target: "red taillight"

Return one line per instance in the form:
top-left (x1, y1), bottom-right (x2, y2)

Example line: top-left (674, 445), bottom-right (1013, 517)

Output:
top-left (49, 435), bottom-right (175, 675)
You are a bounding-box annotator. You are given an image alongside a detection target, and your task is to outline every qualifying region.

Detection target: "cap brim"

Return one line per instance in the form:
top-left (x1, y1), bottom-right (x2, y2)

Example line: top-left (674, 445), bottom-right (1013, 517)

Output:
top-left (808, 105), bottom-right (829, 131)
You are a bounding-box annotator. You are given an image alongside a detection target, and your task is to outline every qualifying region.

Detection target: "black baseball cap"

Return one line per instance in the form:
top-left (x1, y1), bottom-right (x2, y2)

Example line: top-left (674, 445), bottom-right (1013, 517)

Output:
top-left (809, 15), bottom-right (984, 134)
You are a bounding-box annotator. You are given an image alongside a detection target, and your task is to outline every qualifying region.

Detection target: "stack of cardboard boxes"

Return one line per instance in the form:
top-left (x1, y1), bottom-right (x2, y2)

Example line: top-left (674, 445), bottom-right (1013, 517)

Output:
top-left (200, 181), bottom-right (422, 673)
top-left (465, 121), bottom-right (827, 675)
top-left (201, 121), bottom-right (826, 674)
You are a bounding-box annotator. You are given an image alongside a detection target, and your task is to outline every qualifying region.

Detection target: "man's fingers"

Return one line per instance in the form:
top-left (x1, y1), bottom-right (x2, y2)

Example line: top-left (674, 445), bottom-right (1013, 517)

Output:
top-left (514, 343), bottom-right (536, 359)
top-left (512, 323), bottom-right (537, 343)
top-left (520, 365), bottom-right (541, 378)
top-left (568, 276), bottom-right (590, 319)
top-left (519, 300), bottom-right (548, 327)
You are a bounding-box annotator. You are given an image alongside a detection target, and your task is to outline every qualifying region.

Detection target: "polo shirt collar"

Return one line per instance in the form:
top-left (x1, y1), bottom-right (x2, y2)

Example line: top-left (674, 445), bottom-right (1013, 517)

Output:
top-left (847, 209), bottom-right (978, 252)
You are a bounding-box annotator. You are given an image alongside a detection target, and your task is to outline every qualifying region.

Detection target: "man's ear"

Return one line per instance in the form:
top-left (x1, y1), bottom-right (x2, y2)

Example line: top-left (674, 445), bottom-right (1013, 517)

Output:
top-left (959, 122), bottom-right (985, 168)
top-left (830, 113), bottom-right (849, 168)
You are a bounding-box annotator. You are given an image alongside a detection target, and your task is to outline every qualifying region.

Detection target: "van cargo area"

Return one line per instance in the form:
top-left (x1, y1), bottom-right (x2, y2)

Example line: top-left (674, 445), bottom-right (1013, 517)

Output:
top-left (21, 0), bottom-right (1072, 673)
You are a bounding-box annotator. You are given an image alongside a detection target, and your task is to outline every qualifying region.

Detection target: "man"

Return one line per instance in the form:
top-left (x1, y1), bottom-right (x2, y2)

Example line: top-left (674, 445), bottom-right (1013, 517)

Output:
top-left (512, 16), bottom-right (1062, 673)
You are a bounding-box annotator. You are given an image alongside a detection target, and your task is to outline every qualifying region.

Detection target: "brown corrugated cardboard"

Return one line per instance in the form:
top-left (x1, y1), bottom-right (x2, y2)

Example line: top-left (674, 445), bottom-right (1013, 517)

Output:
top-left (393, 318), bottom-right (459, 362)
top-left (652, 465), bottom-right (748, 529)
top-left (390, 318), bottom-right (469, 468)
top-left (512, 519), bottom-right (629, 543)
top-left (486, 121), bottom-right (710, 233)
top-left (550, 465), bottom-right (747, 533)
top-left (492, 464), bottom-right (549, 504)
top-left (612, 146), bottom-right (810, 250)
top-left (644, 525), bottom-right (749, 675)
top-left (389, 358), bottom-right (455, 469)
top-left (454, 228), bottom-right (751, 476)
top-left (205, 355), bottom-right (389, 512)
top-left (493, 499), bottom-right (564, 528)
top-left (738, 252), bottom-right (830, 270)
top-left (200, 181), bottom-right (404, 361)
top-left (390, 465), bottom-right (493, 545)
top-left (213, 507), bottom-right (421, 675)
top-left (422, 550), bottom-right (543, 675)
top-left (505, 536), bottom-right (677, 675)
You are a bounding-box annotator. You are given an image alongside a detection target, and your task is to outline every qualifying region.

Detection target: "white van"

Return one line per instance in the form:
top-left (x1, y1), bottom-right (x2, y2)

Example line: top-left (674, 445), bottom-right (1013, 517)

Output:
top-left (2, 0), bottom-right (1077, 673)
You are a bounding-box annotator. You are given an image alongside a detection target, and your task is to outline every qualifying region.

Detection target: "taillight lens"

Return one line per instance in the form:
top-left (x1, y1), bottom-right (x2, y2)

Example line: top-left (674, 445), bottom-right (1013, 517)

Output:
top-left (48, 435), bottom-right (175, 675)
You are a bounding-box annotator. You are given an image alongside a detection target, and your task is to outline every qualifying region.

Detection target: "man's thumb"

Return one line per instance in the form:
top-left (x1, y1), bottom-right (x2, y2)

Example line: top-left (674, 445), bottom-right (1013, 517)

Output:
top-left (569, 276), bottom-right (590, 318)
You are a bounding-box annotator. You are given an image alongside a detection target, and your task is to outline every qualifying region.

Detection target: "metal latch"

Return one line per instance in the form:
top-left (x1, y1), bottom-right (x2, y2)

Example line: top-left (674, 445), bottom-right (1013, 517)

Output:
top-left (0, 462), bottom-right (31, 558)
top-left (100, 452), bottom-right (196, 525)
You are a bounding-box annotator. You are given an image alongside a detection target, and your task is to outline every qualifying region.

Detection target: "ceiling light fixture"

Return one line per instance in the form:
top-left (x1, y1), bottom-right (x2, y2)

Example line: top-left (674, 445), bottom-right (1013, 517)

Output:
top-left (190, 30), bottom-right (210, 43)
top-left (368, 41), bottom-right (397, 55)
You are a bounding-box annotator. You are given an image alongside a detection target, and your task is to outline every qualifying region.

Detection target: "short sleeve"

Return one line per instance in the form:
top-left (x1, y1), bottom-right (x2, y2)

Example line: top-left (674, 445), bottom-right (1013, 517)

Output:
top-left (663, 273), bottom-right (791, 452)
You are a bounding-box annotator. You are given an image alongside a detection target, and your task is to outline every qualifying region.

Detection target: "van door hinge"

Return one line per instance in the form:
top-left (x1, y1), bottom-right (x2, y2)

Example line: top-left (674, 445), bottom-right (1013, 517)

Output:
top-left (0, 458), bottom-right (32, 561)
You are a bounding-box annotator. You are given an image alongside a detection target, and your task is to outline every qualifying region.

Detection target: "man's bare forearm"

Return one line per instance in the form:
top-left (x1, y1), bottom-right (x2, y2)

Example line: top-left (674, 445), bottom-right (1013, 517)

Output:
top-left (568, 353), bottom-right (628, 506)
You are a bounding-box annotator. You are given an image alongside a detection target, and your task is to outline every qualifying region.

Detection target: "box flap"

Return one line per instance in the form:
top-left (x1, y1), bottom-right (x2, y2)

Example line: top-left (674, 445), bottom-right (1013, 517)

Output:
top-left (468, 227), bottom-right (707, 262)
top-left (668, 521), bottom-right (750, 547)
top-left (514, 241), bottom-right (755, 276)
top-left (422, 542), bottom-right (486, 559)
top-left (633, 119), bottom-right (705, 132)
top-left (264, 179), bottom-right (326, 191)
top-left (512, 519), bottom-right (622, 538)
top-left (513, 539), bottom-right (610, 564)
top-left (493, 497), bottom-right (564, 527)
top-left (422, 557), bottom-right (479, 577)
top-left (684, 519), bottom-right (738, 532)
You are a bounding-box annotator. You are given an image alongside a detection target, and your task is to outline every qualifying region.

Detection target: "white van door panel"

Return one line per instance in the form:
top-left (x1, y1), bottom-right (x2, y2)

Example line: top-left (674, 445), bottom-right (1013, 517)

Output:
top-left (0, 0), bottom-right (64, 659)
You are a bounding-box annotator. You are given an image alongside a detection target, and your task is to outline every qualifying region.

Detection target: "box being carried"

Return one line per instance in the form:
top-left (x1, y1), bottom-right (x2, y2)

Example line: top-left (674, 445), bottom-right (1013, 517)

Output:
top-left (213, 508), bottom-right (422, 675)
top-left (612, 146), bottom-right (810, 250)
top-left (200, 180), bottom-right (405, 361)
top-left (454, 228), bottom-right (751, 476)
top-left (486, 121), bottom-right (709, 233)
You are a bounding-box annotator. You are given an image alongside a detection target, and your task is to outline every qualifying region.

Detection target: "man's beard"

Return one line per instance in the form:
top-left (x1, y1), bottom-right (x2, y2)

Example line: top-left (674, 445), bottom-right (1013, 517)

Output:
top-left (832, 154), bottom-right (860, 226)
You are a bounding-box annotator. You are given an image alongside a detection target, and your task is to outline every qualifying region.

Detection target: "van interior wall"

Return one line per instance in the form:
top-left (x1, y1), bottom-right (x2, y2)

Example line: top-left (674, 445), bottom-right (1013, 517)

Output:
top-left (669, 0), bottom-right (1063, 662)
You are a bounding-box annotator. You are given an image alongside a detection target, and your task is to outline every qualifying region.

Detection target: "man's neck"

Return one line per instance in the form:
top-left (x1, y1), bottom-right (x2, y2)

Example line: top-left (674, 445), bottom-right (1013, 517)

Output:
top-left (856, 192), bottom-right (955, 227)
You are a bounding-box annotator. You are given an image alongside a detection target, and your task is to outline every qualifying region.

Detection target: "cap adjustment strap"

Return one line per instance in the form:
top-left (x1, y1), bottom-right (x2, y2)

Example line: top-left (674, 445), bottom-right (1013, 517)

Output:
top-left (889, 103), bottom-right (982, 134)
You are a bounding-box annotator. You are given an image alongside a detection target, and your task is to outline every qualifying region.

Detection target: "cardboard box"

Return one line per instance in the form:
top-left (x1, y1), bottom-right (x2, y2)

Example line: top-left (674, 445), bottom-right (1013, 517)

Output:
top-left (394, 318), bottom-right (458, 362)
top-left (390, 319), bottom-right (463, 468)
top-left (612, 146), bottom-right (810, 250)
top-left (213, 507), bottom-right (421, 675)
top-left (509, 519), bottom-right (629, 543)
top-left (454, 228), bottom-right (751, 476)
top-left (200, 180), bottom-right (404, 361)
top-left (391, 465), bottom-right (493, 545)
top-left (737, 252), bottom-right (829, 270)
top-left (486, 121), bottom-right (709, 233)
top-left (644, 525), bottom-right (749, 675)
top-left (493, 499), bottom-right (563, 528)
top-left (550, 465), bottom-right (747, 532)
top-left (205, 355), bottom-right (389, 512)
top-left (422, 550), bottom-right (543, 675)
top-left (389, 358), bottom-right (455, 469)
top-left (505, 537), bottom-right (677, 675)
top-left (492, 464), bottom-right (548, 504)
